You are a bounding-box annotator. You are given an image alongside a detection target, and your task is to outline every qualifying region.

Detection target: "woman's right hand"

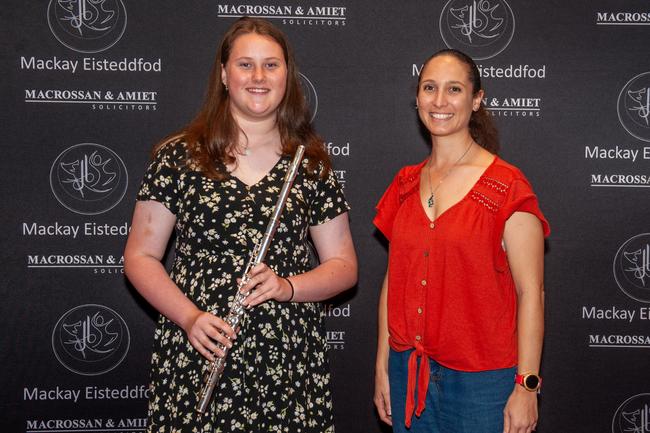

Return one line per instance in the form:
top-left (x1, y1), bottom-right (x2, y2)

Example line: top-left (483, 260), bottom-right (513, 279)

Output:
top-left (374, 368), bottom-right (392, 425)
top-left (184, 311), bottom-right (237, 361)
top-left (375, 269), bottom-right (392, 425)
top-left (125, 201), bottom-right (239, 362)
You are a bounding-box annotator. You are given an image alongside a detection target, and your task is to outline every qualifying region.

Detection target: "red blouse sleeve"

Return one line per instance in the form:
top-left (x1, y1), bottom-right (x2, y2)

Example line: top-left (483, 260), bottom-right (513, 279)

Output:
top-left (502, 178), bottom-right (550, 237)
top-left (373, 173), bottom-right (401, 241)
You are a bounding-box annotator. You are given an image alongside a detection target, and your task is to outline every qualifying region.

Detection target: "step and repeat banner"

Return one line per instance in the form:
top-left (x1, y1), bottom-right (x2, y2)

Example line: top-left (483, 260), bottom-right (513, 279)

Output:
top-left (2, 1), bottom-right (649, 432)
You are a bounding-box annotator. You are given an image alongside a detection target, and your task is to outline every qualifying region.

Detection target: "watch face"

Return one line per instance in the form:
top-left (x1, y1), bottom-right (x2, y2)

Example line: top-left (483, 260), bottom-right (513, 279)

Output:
top-left (524, 375), bottom-right (540, 390)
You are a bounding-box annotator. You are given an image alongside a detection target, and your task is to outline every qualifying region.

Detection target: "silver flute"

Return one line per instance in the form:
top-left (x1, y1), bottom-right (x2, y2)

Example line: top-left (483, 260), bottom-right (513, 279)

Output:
top-left (196, 144), bottom-right (306, 414)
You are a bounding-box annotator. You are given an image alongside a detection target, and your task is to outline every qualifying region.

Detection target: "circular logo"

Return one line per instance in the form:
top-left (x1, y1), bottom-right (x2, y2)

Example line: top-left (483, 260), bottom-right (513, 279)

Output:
top-left (613, 233), bottom-right (650, 303)
top-left (612, 393), bottom-right (650, 433)
top-left (300, 73), bottom-right (318, 122)
top-left (617, 71), bottom-right (650, 142)
top-left (439, 0), bottom-right (515, 60)
top-left (50, 143), bottom-right (128, 215)
top-left (52, 304), bottom-right (130, 376)
top-left (47, 0), bottom-right (127, 53)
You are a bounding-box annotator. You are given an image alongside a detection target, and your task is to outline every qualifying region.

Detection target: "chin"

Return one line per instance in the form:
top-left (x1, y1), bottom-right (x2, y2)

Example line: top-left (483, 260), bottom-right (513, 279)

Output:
top-left (427, 127), bottom-right (452, 136)
top-left (248, 110), bottom-right (278, 121)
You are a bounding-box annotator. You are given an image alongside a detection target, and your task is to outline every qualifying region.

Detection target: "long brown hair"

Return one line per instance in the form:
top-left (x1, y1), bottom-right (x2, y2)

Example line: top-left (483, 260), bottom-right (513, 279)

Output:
top-left (156, 17), bottom-right (330, 178)
top-left (419, 49), bottom-right (500, 154)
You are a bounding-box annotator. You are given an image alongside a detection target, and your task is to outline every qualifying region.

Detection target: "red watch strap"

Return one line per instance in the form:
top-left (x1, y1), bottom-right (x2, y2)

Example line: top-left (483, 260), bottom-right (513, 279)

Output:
top-left (514, 373), bottom-right (542, 390)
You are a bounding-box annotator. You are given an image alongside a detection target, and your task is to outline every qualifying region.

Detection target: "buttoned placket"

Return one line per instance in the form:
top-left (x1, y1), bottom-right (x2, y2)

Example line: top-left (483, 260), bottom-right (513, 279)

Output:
top-left (405, 200), bottom-right (437, 426)
top-left (416, 204), bottom-right (436, 343)
top-left (415, 241), bottom-right (429, 345)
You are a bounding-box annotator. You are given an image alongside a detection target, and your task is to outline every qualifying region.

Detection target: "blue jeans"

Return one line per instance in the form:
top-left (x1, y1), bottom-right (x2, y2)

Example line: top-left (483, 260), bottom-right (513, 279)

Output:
top-left (389, 349), bottom-right (516, 433)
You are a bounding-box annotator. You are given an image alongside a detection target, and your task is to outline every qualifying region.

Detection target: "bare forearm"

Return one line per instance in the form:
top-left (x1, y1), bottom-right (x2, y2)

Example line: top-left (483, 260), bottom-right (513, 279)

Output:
top-left (124, 254), bottom-right (201, 332)
top-left (376, 272), bottom-right (390, 372)
top-left (505, 287), bottom-right (543, 432)
top-left (373, 271), bottom-right (392, 425)
top-left (516, 287), bottom-right (544, 373)
top-left (286, 255), bottom-right (357, 302)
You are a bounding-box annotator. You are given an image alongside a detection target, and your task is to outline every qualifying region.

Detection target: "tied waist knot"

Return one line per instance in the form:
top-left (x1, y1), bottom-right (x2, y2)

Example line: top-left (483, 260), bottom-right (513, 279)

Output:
top-left (405, 341), bottom-right (429, 428)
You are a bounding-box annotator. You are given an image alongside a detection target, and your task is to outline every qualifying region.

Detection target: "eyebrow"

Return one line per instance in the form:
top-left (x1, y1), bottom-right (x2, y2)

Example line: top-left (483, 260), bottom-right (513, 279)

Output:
top-left (420, 79), bottom-right (466, 86)
top-left (233, 56), bottom-right (283, 62)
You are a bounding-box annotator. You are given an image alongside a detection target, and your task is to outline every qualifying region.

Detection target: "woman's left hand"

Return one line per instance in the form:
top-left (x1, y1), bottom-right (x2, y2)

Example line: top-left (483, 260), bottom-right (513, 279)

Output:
top-left (240, 263), bottom-right (293, 306)
top-left (503, 387), bottom-right (538, 433)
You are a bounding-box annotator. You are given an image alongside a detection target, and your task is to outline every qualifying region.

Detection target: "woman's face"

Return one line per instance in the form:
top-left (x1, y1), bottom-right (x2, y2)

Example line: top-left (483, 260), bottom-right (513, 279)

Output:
top-left (416, 55), bottom-right (483, 139)
top-left (221, 32), bottom-right (287, 123)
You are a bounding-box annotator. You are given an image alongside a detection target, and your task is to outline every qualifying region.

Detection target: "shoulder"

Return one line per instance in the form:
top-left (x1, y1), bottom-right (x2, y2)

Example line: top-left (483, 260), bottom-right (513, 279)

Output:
top-left (483, 157), bottom-right (547, 227)
top-left (387, 160), bottom-right (427, 192)
top-left (153, 137), bottom-right (188, 161)
top-left (303, 156), bottom-right (326, 171)
top-left (300, 156), bottom-right (327, 180)
top-left (149, 137), bottom-right (197, 174)
top-left (298, 157), bottom-right (338, 194)
top-left (394, 160), bottom-right (427, 182)
top-left (486, 156), bottom-right (532, 187)
top-left (385, 159), bottom-right (427, 203)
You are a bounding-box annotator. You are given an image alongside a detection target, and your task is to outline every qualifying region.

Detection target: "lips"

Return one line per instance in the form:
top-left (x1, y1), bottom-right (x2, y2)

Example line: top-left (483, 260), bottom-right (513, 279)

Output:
top-left (429, 113), bottom-right (453, 120)
top-left (246, 87), bottom-right (270, 94)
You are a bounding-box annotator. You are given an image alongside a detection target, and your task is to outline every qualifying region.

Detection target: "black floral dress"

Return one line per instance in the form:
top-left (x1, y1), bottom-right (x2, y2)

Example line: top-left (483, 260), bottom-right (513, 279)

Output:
top-left (136, 141), bottom-right (349, 433)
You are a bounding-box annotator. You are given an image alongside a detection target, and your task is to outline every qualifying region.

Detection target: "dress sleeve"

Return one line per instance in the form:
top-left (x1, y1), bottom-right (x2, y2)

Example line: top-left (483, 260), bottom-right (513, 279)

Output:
top-left (136, 141), bottom-right (186, 216)
top-left (308, 167), bottom-right (350, 226)
top-left (373, 173), bottom-right (401, 241)
top-left (503, 178), bottom-right (550, 237)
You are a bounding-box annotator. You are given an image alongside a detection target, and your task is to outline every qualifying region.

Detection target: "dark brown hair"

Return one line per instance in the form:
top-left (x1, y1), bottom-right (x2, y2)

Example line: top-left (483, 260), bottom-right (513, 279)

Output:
top-left (156, 17), bottom-right (330, 178)
top-left (419, 49), bottom-right (500, 154)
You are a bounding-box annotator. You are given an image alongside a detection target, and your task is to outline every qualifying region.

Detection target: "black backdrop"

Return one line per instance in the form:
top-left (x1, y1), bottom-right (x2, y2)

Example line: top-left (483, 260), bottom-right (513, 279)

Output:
top-left (2, 1), bottom-right (650, 432)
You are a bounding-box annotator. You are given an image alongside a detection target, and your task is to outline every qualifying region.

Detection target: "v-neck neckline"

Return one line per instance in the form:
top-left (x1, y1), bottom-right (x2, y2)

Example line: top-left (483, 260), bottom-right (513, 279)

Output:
top-left (418, 155), bottom-right (498, 223)
top-left (229, 155), bottom-right (286, 189)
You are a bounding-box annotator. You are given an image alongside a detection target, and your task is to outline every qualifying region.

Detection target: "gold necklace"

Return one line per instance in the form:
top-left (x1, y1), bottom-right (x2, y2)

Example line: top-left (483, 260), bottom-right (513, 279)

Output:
top-left (426, 140), bottom-right (474, 208)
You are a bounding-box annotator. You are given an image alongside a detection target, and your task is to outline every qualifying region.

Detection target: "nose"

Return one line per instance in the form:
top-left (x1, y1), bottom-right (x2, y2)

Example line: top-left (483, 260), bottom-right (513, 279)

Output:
top-left (252, 65), bottom-right (265, 82)
top-left (433, 90), bottom-right (446, 108)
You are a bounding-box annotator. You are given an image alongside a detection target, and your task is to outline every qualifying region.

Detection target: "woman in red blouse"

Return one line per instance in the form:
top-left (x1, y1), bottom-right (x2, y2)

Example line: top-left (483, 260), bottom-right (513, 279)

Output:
top-left (373, 49), bottom-right (549, 433)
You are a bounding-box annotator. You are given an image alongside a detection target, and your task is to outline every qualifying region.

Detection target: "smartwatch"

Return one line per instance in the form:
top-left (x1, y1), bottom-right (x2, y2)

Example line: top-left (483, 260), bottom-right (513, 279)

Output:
top-left (515, 373), bottom-right (542, 392)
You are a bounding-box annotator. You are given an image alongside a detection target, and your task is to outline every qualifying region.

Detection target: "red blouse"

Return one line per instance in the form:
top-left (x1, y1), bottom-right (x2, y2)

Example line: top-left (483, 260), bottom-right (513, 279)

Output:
top-left (373, 156), bottom-right (549, 427)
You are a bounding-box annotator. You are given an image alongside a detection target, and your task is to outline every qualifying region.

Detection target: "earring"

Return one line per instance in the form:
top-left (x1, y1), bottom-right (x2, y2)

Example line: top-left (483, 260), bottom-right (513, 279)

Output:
top-left (223, 83), bottom-right (228, 91)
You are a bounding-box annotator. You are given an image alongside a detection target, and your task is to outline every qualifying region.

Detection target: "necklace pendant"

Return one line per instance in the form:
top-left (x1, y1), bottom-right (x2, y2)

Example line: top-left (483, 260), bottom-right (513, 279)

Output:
top-left (427, 194), bottom-right (434, 208)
